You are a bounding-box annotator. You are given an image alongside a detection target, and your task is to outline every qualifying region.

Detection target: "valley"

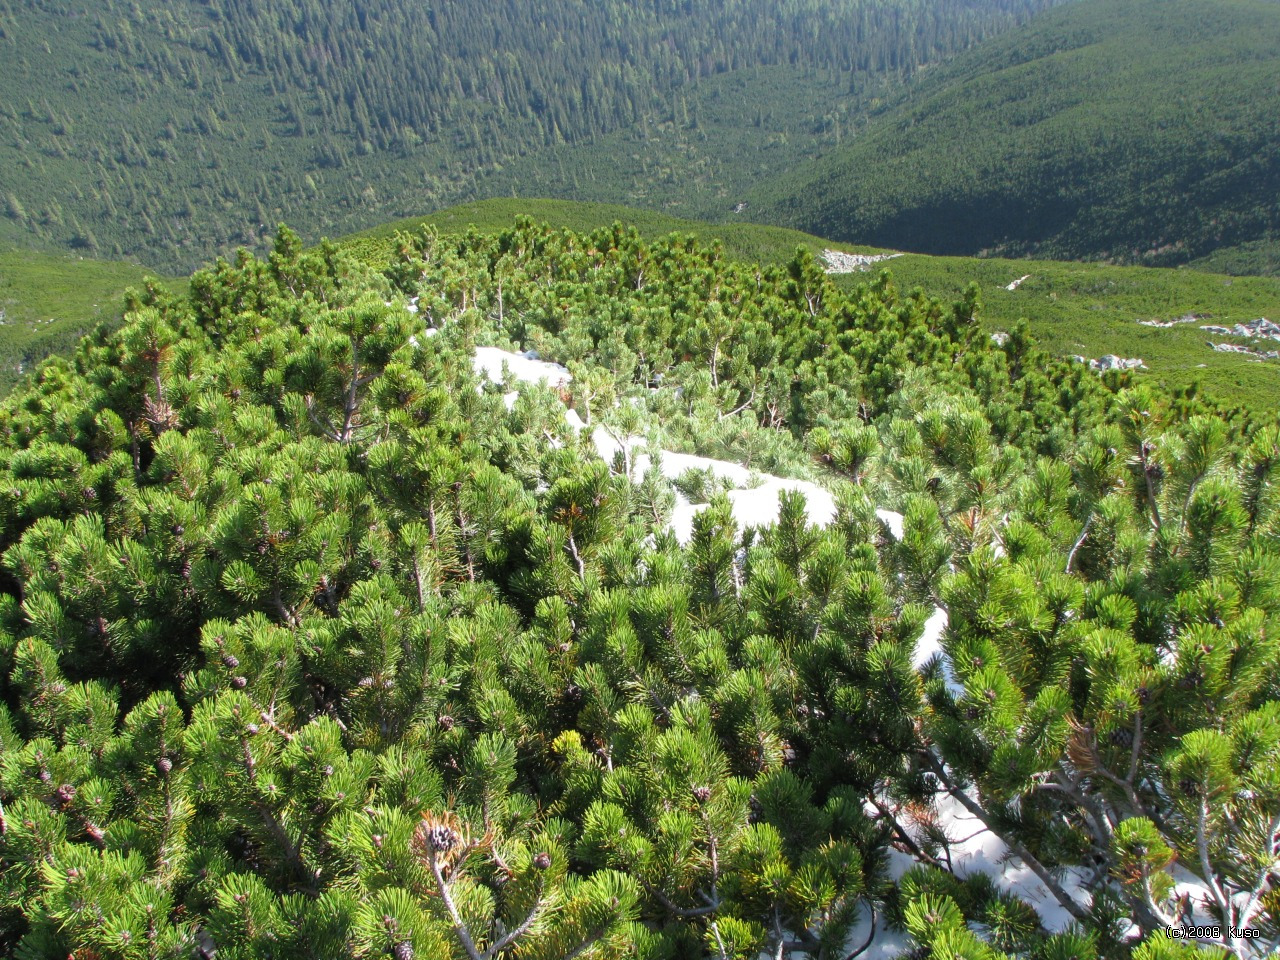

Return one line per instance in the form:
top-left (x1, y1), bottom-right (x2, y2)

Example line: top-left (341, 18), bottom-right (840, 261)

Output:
top-left (3, 2), bottom-right (1280, 957)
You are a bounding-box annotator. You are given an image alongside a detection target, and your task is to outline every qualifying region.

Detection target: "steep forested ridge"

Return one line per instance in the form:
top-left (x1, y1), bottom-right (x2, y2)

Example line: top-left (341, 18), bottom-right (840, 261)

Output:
top-left (749, 0), bottom-right (1280, 271)
top-left (0, 0), bottom-right (1063, 271)
top-left (0, 221), bottom-right (1278, 958)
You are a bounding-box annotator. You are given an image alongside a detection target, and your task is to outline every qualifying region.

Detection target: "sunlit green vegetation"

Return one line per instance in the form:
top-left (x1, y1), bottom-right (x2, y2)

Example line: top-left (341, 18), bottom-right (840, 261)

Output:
top-left (2, 218), bottom-right (1277, 960)
top-left (6, 199), bottom-right (1280, 410)
top-left (339, 200), bottom-right (1280, 411)
top-left (0, 0), bottom-right (1060, 272)
top-left (751, 0), bottom-right (1280, 271)
top-left (0, 247), bottom-right (175, 396)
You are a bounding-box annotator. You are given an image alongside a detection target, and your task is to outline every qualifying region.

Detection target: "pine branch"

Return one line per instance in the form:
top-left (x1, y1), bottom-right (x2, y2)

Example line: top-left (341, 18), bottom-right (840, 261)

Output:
top-left (642, 880), bottom-right (720, 918)
top-left (566, 531), bottom-right (587, 583)
top-left (1135, 858), bottom-right (1177, 931)
top-left (1238, 809), bottom-right (1280, 929)
top-left (1126, 710), bottom-right (1144, 787)
top-left (1064, 513), bottom-right (1092, 574)
top-left (709, 919), bottom-right (728, 960)
top-left (428, 845), bottom-right (484, 960)
top-left (866, 795), bottom-right (947, 870)
top-left (1138, 442), bottom-right (1162, 530)
top-left (842, 902), bottom-right (876, 960)
top-left (718, 380), bottom-right (757, 421)
top-left (257, 708), bottom-right (294, 742)
top-left (305, 396), bottom-right (342, 443)
top-left (485, 873), bottom-right (547, 958)
top-left (561, 925), bottom-right (610, 960)
top-left (921, 751), bottom-right (1091, 924)
top-left (1050, 763), bottom-right (1117, 844)
top-left (254, 801), bottom-right (316, 893)
top-left (1073, 722), bottom-right (1145, 819)
top-left (339, 339), bottom-right (362, 444)
top-left (1197, 800), bottom-right (1233, 926)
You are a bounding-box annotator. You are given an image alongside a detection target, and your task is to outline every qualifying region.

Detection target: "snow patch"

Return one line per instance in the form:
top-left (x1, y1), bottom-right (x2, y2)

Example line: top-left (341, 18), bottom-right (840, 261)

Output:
top-left (1207, 341), bottom-right (1279, 361)
top-left (928, 791), bottom-right (1091, 933)
top-left (822, 249), bottom-right (903, 274)
top-left (1005, 275), bottom-right (1031, 291)
top-left (473, 347), bottom-right (572, 388)
top-left (1070, 354), bottom-right (1146, 372)
top-left (875, 508), bottom-right (904, 540)
top-left (668, 494), bottom-right (706, 546)
top-left (914, 607), bottom-right (964, 697)
top-left (581, 428), bottom-right (838, 543)
top-left (1202, 318), bottom-right (1280, 341)
top-left (1137, 313), bottom-right (1204, 328)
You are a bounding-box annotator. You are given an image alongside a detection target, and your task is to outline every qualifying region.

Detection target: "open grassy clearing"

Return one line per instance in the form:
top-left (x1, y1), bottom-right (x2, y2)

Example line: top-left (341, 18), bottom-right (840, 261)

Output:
top-left (0, 247), bottom-right (176, 395)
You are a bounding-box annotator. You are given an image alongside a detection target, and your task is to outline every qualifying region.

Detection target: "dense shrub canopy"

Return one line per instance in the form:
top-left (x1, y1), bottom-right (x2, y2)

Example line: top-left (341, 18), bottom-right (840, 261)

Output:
top-left (0, 222), bottom-right (1277, 959)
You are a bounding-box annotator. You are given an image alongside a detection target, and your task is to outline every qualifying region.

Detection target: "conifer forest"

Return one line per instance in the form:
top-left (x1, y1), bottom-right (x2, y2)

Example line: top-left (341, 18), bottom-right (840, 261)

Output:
top-left (3, 0), bottom-right (1280, 959)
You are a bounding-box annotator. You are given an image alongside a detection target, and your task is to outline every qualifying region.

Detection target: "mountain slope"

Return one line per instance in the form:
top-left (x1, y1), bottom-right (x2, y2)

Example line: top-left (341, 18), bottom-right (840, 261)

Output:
top-left (336, 199), bottom-right (1280, 411)
top-left (0, 247), bottom-right (174, 395)
top-left (749, 0), bottom-right (1280, 270)
top-left (7, 197), bottom-right (1280, 409)
top-left (0, 0), bottom-right (1062, 271)
top-left (1, 215), bottom-right (1278, 960)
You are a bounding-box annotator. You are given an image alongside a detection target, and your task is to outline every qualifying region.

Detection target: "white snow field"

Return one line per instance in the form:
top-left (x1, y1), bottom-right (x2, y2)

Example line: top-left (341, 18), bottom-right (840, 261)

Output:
top-left (472, 347), bottom-right (572, 388)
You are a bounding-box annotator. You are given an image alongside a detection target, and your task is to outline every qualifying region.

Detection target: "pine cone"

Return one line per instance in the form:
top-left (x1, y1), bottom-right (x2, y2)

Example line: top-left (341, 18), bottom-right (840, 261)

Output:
top-left (1178, 668), bottom-right (1203, 691)
top-left (231, 676), bottom-right (247, 689)
top-left (429, 825), bottom-right (459, 852)
top-left (393, 942), bottom-right (415, 960)
top-left (156, 757), bottom-right (173, 776)
top-left (692, 785), bottom-right (712, 804)
top-left (223, 655), bottom-right (240, 669)
top-left (1108, 728), bottom-right (1134, 749)
top-left (533, 851), bottom-right (551, 870)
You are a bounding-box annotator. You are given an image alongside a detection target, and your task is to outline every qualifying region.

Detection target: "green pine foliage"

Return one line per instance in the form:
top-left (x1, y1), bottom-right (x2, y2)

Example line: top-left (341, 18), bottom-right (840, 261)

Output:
top-left (11, 197), bottom-right (1280, 410)
top-left (0, 220), bottom-right (1277, 959)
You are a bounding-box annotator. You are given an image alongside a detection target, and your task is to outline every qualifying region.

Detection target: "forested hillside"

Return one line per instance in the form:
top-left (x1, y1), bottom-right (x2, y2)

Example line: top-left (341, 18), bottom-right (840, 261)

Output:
top-left (750, 0), bottom-right (1280, 272)
top-left (0, 0), bottom-right (1062, 271)
top-left (1, 220), bottom-right (1278, 959)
